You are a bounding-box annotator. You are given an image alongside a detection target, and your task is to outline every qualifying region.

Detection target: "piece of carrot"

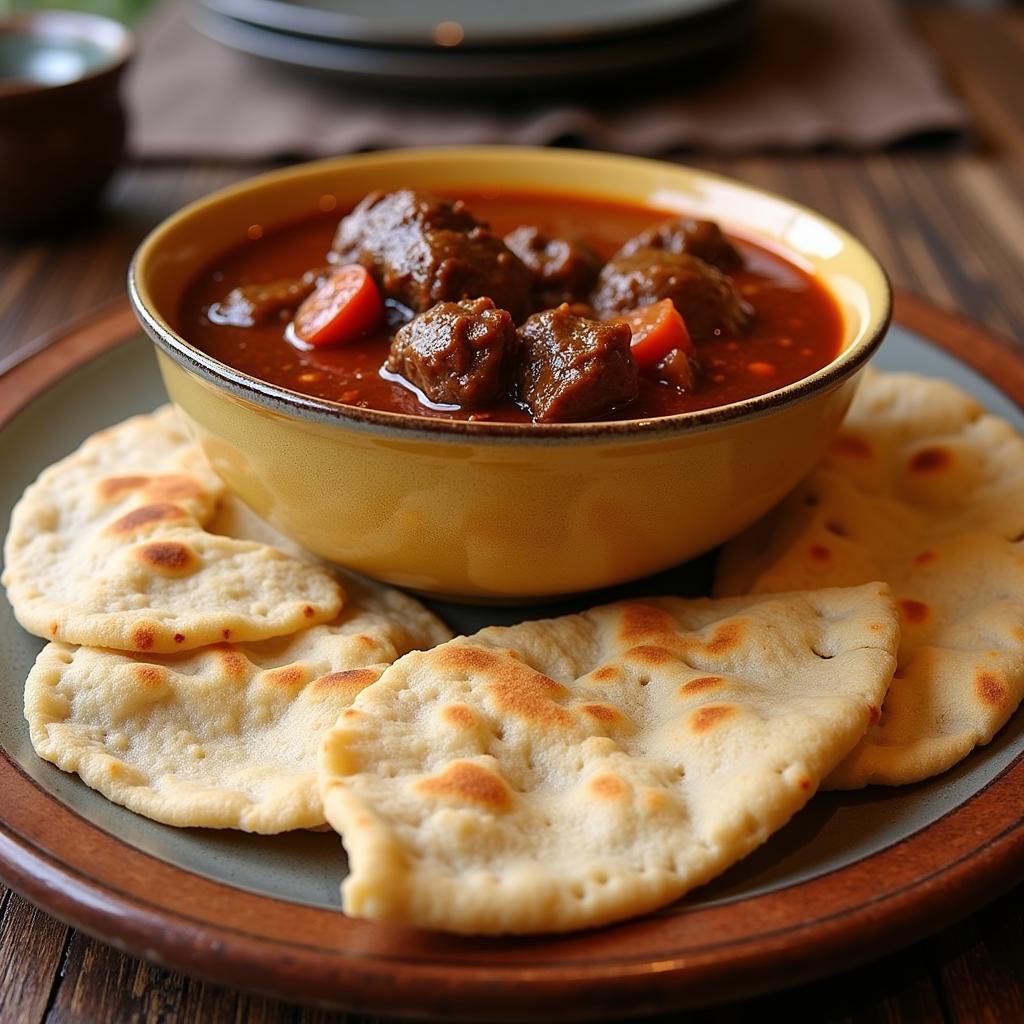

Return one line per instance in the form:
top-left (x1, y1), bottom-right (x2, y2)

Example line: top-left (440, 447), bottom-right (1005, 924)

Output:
top-left (290, 265), bottom-right (383, 347)
top-left (615, 299), bottom-right (694, 369)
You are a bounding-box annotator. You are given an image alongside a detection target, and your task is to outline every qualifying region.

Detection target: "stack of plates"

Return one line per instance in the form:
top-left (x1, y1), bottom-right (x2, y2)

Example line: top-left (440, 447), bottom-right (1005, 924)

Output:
top-left (191, 0), bottom-right (758, 93)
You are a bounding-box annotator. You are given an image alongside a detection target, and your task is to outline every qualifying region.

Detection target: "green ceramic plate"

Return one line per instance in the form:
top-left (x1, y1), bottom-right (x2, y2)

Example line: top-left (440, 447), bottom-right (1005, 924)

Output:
top-left (2, 304), bottom-right (1024, 1018)
top-left (1, 320), bottom-right (1022, 913)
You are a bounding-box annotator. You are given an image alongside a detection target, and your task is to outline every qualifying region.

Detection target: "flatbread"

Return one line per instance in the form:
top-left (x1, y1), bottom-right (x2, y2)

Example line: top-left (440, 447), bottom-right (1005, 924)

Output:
top-left (318, 584), bottom-right (898, 934)
top-left (2, 407), bottom-right (343, 652)
top-left (716, 370), bottom-right (1024, 788)
top-left (25, 574), bottom-right (452, 832)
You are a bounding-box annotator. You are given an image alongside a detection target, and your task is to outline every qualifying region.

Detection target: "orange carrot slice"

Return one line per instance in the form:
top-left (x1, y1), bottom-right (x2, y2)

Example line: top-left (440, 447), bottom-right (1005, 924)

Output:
top-left (616, 299), bottom-right (694, 369)
top-left (291, 265), bottom-right (383, 347)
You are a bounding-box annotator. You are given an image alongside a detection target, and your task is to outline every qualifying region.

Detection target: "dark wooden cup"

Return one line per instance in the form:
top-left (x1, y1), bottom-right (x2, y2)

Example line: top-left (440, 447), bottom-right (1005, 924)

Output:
top-left (0, 11), bottom-right (133, 237)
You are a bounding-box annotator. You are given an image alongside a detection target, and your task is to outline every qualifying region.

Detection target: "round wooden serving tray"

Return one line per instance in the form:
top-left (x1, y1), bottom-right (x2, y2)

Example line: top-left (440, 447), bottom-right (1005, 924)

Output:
top-left (1, 293), bottom-right (1024, 1020)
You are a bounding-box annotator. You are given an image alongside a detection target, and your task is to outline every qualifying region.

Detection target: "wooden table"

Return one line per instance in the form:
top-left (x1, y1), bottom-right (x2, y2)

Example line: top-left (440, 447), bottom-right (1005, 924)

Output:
top-left (2, 7), bottom-right (1024, 1022)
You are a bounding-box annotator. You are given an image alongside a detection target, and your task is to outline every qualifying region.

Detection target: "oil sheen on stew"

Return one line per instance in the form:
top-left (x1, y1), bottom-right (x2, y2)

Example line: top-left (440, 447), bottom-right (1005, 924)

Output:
top-left (178, 189), bottom-right (844, 424)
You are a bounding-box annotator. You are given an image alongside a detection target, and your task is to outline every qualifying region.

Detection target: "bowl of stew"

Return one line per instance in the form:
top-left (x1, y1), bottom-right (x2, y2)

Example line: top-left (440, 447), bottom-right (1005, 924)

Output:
top-left (129, 147), bottom-right (890, 600)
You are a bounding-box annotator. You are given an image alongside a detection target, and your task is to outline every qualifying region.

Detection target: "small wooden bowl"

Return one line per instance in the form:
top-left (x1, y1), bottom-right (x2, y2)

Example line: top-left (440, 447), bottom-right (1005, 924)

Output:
top-left (0, 11), bottom-right (133, 236)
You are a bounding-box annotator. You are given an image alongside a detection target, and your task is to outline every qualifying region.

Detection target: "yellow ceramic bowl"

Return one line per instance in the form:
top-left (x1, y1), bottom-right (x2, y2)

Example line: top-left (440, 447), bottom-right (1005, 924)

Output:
top-left (129, 147), bottom-right (890, 601)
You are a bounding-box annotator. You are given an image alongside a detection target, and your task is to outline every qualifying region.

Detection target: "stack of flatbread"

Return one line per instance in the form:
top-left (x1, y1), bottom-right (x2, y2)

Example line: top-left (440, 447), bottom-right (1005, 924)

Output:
top-left (3, 408), bottom-right (452, 833)
top-left (5, 370), bottom-right (1024, 935)
top-left (715, 371), bottom-right (1024, 788)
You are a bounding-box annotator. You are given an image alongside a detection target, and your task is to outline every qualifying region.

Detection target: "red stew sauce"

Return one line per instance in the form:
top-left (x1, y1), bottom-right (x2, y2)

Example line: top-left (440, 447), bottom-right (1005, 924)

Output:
top-left (178, 190), bottom-right (844, 424)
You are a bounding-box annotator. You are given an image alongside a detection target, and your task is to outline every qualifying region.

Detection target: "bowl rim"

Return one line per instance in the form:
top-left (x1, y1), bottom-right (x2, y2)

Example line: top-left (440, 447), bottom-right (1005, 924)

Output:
top-left (0, 10), bottom-right (134, 100)
top-left (129, 146), bottom-right (892, 443)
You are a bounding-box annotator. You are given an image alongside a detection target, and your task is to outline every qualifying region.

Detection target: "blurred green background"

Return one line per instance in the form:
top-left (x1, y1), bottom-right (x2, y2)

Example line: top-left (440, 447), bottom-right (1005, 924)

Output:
top-left (2, 0), bottom-right (150, 21)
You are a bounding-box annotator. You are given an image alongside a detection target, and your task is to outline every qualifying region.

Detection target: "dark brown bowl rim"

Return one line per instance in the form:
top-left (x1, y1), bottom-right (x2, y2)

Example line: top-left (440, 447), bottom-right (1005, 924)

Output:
top-left (0, 10), bottom-right (134, 100)
top-left (128, 152), bottom-right (893, 444)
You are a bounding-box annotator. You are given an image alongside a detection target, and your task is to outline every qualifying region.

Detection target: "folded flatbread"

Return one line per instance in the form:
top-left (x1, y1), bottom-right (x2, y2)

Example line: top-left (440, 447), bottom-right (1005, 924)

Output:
top-left (25, 544), bottom-right (451, 833)
top-left (319, 584), bottom-right (898, 933)
top-left (3, 407), bottom-right (342, 653)
top-left (716, 370), bottom-right (1024, 788)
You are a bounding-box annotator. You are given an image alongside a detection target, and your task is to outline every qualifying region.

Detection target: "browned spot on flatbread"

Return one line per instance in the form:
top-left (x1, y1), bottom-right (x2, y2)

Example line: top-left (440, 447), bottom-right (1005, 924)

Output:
top-left (303, 605), bottom-right (316, 619)
top-left (643, 788), bottom-right (672, 814)
top-left (580, 703), bottom-right (619, 723)
top-left (438, 645), bottom-right (503, 674)
top-left (591, 665), bottom-right (621, 683)
top-left (313, 668), bottom-right (380, 694)
top-left (908, 447), bottom-right (952, 473)
top-left (618, 603), bottom-right (677, 644)
top-left (588, 774), bottom-right (627, 800)
top-left (265, 665), bottom-right (307, 687)
top-left (809, 544), bottom-right (832, 563)
top-left (439, 646), bottom-right (573, 728)
top-left (702, 621), bottom-right (744, 656)
top-left (690, 704), bottom-right (736, 733)
top-left (144, 475), bottom-right (203, 503)
top-left (975, 671), bottom-right (1008, 707)
top-left (137, 541), bottom-right (196, 573)
top-left (624, 644), bottom-right (674, 666)
top-left (914, 550), bottom-right (938, 566)
top-left (99, 475), bottom-right (149, 499)
top-left (133, 664), bottom-right (166, 686)
top-left (415, 761), bottom-right (511, 812)
top-left (798, 777), bottom-right (812, 792)
top-left (680, 675), bottom-right (723, 695)
top-left (899, 599), bottom-right (930, 625)
top-left (109, 503), bottom-right (187, 535)
top-left (131, 624), bottom-right (156, 650)
top-left (215, 644), bottom-right (247, 677)
top-left (490, 669), bottom-right (572, 728)
top-left (222, 629), bottom-right (231, 640)
top-left (868, 705), bottom-right (881, 725)
top-left (442, 704), bottom-right (477, 728)
top-left (48, 621), bottom-right (58, 636)
top-left (831, 434), bottom-right (872, 458)
top-left (174, 633), bottom-right (186, 644)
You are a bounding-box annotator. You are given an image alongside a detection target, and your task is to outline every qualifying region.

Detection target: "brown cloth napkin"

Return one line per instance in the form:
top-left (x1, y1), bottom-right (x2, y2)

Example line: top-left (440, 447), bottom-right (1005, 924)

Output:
top-left (128, 0), bottom-right (966, 159)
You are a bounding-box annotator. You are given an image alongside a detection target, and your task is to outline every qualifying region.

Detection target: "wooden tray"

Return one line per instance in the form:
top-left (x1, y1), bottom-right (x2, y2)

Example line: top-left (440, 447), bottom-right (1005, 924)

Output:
top-left (1, 293), bottom-right (1023, 1021)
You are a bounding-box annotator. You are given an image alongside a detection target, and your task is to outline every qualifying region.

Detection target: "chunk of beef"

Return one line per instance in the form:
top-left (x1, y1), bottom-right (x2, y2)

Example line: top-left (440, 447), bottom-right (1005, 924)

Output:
top-left (331, 190), bottom-right (532, 323)
top-left (208, 268), bottom-right (327, 327)
top-left (517, 306), bottom-right (638, 423)
top-left (386, 297), bottom-right (515, 409)
top-left (618, 217), bottom-right (743, 272)
top-left (591, 248), bottom-right (751, 342)
top-left (503, 225), bottom-right (602, 308)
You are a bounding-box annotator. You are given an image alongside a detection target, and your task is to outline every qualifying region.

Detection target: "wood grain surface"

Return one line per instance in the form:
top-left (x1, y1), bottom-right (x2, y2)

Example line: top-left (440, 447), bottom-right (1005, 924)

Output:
top-left (1, 6), bottom-right (1024, 1023)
